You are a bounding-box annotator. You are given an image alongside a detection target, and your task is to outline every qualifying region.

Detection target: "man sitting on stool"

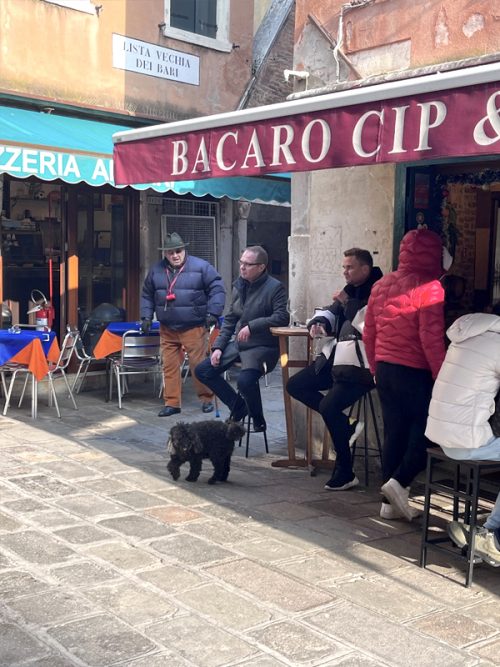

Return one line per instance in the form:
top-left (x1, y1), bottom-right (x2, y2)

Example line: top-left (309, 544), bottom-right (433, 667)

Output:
top-left (426, 303), bottom-right (500, 567)
top-left (286, 248), bottom-right (382, 491)
top-left (195, 245), bottom-right (288, 431)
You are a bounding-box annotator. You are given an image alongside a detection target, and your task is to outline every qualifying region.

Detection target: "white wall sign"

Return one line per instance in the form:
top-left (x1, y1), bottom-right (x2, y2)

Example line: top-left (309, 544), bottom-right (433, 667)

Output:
top-left (112, 34), bottom-right (199, 86)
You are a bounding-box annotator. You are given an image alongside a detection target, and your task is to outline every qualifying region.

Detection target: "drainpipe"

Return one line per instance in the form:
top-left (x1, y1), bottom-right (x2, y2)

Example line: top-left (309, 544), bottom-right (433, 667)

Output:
top-left (333, 0), bottom-right (377, 81)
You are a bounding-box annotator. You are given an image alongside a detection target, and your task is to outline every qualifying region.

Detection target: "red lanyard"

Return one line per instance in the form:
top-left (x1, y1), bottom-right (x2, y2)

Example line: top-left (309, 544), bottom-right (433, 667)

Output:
top-left (165, 263), bottom-right (185, 301)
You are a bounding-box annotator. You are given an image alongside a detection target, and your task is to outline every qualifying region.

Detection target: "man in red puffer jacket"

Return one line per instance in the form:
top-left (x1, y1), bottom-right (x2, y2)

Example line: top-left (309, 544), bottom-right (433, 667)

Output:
top-left (364, 228), bottom-right (447, 522)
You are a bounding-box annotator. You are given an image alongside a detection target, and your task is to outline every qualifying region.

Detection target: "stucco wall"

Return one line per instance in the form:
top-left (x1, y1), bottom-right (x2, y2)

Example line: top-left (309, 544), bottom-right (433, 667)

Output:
top-left (0, 0), bottom-right (253, 120)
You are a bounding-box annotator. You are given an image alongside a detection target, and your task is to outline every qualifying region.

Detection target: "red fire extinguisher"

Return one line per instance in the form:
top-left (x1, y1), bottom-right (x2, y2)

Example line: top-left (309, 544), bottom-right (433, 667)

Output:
top-left (27, 289), bottom-right (55, 330)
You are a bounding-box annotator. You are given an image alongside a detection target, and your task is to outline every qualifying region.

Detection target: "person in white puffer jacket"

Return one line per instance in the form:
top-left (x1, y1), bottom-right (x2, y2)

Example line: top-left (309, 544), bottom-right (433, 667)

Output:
top-left (425, 305), bottom-right (500, 567)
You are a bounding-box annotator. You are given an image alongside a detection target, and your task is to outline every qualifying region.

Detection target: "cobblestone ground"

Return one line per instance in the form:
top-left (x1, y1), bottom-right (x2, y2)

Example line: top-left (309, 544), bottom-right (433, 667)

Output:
top-left (0, 369), bottom-right (499, 666)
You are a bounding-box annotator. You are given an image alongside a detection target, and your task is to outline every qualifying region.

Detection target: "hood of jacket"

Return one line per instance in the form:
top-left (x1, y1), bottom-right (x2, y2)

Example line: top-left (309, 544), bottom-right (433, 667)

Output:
top-left (398, 228), bottom-right (444, 279)
top-left (447, 312), bottom-right (500, 344)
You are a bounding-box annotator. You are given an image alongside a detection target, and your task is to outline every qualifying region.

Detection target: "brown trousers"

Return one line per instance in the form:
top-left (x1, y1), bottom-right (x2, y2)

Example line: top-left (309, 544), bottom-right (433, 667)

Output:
top-left (159, 324), bottom-right (212, 407)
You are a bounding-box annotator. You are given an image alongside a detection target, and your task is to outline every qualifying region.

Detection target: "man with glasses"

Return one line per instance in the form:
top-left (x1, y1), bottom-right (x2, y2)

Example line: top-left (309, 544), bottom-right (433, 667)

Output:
top-left (140, 232), bottom-right (225, 417)
top-left (195, 245), bottom-right (288, 431)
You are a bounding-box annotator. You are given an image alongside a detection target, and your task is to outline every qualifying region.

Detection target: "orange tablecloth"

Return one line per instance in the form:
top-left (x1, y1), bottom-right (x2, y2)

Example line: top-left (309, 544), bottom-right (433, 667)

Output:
top-left (93, 329), bottom-right (123, 359)
top-left (9, 337), bottom-right (60, 381)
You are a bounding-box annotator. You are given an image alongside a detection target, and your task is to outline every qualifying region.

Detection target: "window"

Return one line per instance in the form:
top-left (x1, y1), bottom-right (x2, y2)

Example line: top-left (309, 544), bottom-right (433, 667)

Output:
top-left (163, 0), bottom-right (231, 52)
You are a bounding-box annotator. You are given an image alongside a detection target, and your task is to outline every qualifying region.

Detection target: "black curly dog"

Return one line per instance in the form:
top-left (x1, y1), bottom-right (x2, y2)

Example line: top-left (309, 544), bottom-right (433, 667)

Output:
top-left (166, 420), bottom-right (246, 484)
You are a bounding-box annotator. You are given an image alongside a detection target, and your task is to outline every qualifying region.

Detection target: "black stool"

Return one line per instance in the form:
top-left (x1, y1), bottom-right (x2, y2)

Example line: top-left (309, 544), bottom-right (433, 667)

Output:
top-left (235, 383), bottom-right (269, 458)
top-left (419, 447), bottom-right (500, 587)
top-left (348, 389), bottom-right (383, 486)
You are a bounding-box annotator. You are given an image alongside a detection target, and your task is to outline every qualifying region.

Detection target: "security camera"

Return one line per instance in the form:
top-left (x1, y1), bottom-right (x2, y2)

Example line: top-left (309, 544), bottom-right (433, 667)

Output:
top-left (284, 69), bottom-right (310, 82)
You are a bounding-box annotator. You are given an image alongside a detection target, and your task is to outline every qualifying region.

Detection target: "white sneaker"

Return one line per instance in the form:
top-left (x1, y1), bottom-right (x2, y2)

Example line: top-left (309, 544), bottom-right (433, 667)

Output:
top-left (380, 502), bottom-right (421, 521)
top-left (348, 420), bottom-right (365, 448)
top-left (474, 528), bottom-right (500, 567)
top-left (447, 521), bottom-right (470, 549)
top-left (380, 478), bottom-right (415, 522)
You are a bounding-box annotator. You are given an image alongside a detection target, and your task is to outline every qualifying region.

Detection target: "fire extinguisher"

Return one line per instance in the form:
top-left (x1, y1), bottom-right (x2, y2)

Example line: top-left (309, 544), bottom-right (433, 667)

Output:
top-left (27, 289), bottom-right (55, 330)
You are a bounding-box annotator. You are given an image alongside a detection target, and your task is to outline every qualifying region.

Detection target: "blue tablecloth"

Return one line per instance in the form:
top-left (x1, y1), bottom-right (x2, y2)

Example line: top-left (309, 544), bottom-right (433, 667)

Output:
top-left (106, 321), bottom-right (160, 337)
top-left (0, 330), bottom-right (57, 366)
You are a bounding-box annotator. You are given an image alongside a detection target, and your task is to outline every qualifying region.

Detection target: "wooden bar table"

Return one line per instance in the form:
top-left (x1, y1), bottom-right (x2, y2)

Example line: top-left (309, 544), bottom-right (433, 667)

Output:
top-left (270, 326), bottom-right (311, 468)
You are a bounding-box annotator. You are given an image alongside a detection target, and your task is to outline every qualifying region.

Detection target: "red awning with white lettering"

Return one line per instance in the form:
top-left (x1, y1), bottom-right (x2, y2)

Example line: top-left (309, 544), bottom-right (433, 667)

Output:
top-left (113, 61), bottom-right (500, 184)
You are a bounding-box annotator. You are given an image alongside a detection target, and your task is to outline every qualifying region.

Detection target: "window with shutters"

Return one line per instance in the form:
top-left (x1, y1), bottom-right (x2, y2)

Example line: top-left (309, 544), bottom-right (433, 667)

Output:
top-left (163, 0), bottom-right (231, 52)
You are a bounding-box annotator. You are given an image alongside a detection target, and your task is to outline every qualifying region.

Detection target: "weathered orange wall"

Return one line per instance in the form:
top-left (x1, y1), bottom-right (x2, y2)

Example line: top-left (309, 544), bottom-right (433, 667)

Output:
top-left (0, 0), bottom-right (253, 121)
top-left (295, 0), bottom-right (499, 68)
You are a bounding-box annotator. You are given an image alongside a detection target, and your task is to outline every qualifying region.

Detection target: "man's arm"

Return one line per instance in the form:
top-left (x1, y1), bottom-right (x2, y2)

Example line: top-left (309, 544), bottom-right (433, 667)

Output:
top-left (417, 280), bottom-right (446, 379)
top-left (140, 269), bottom-right (156, 320)
top-left (203, 263), bottom-right (226, 317)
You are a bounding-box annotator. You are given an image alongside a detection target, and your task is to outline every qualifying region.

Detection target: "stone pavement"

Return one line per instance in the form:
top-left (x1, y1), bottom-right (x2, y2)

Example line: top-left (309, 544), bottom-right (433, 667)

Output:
top-left (0, 368), bottom-right (499, 667)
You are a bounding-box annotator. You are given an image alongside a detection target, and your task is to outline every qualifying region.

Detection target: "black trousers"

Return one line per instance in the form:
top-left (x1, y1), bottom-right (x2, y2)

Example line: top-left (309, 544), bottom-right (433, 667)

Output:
top-left (286, 362), bottom-right (370, 474)
top-left (376, 361), bottom-right (434, 488)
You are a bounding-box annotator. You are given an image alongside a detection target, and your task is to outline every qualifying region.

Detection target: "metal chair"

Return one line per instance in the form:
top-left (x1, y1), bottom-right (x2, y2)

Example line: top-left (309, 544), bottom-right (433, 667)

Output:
top-left (110, 330), bottom-right (161, 408)
top-left (3, 329), bottom-right (79, 418)
top-left (71, 321), bottom-right (102, 394)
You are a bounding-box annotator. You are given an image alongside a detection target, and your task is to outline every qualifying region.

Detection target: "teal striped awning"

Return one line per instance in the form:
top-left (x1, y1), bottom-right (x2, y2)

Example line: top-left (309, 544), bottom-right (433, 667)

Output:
top-left (0, 106), bottom-right (290, 205)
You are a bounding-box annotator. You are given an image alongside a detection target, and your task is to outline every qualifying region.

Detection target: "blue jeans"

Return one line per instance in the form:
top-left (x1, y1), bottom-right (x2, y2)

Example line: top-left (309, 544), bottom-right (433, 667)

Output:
top-left (442, 437), bottom-right (500, 539)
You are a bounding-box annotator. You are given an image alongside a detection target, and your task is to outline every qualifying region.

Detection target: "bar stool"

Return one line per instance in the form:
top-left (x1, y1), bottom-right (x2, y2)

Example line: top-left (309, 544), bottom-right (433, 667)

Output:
top-left (419, 447), bottom-right (500, 587)
top-left (234, 382), bottom-right (269, 458)
top-left (348, 388), bottom-right (383, 486)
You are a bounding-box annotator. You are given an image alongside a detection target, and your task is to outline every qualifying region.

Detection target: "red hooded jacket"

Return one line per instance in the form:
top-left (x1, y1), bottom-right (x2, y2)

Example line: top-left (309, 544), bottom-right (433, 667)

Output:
top-left (363, 229), bottom-right (446, 379)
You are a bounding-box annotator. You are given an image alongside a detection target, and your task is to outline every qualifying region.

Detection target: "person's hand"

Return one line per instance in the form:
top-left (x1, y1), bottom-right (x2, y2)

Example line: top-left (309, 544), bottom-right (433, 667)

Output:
top-left (211, 349), bottom-right (222, 366)
top-left (206, 314), bottom-right (219, 329)
top-left (237, 325), bottom-right (251, 342)
top-left (309, 323), bottom-right (326, 338)
top-left (140, 318), bottom-right (152, 334)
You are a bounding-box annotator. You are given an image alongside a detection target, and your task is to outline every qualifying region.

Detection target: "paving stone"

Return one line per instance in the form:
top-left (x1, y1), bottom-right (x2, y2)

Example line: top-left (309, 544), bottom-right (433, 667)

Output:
top-left (0, 552), bottom-right (11, 568)
top-left (175, 582), bottom-right (275, 630)
top-left (0, 570), bottom-right (50, 599)
top-left (0, 510), bottom-right (23, 532)
top-left (137, 564), bottom-right (208, 593)
top-left (208, 558), bottom-right (335, 612)
top-left (307, 602), bottom-right (478, 666)
top-left (54, 494), bottom-right (128, 517)
top-left (82, 580), bottom-right (177, 625)
top-left (28, 510), bottom-right (80, 529)
top-left (0, 530), bottom-right (75, 564)
top-left (8, 474), bottom-right (76, 498)
top-left (305, 498), bottom-right (383, 520)
top-left (84, 542), bottom-right (160, 570)
top-left (98, 515), bottom-right (172, 540)
top-left (80, 477), bottom-right (133, 495)
top-left (181, 519), bottom-right (259, 545)
top-left (8, 447), bottom-right (60, 464)
top-left (146, 505), bottom-right (204, 523)
top-left (39, 460), bottom-right (97, 479)
top-left (47, 613), bottom-right (157, 665)
top-left (146, 614), bottom-right (256, 666)
top-left (236, 657), bottom-right (289, 667)
top-left (110, 490), bottom-right (167, 508)
top-left (7, 589), bottom-right (94, 625)
top-left (276, 553), bottom-right (365, 583)
top-left (471, 636), bottom-right (500, 663)
top-left (0, 484), bottom-right (23, 503)
top-left (248, 620), bottom-right (349, 665)
top-left (4, 498), bottom-right (47, 513)
top-left (326, 653), bottom-right (387, 666)
top-left (461, 600), bottom-right (500, 627)
top-left (0, 622), bottom-right (51, 665)
top-left (53, 524), bottom-right (112, 544)
top-left (114, 470), bottom-right (171, 491)
top-left (113, 651), bottom-right (193, 666)
top-left (150, 533), bottom-right (236, 565)
top-left (333, 576), bottom-right (441, 621)
top-left (51, 561), bottom-right (120, 586)
top-left (409, 610), bottom-right (497, 648)
top-left (19, 654), bottom-right (80, 667)
top-left (233, 537), bottom-right (308, 562)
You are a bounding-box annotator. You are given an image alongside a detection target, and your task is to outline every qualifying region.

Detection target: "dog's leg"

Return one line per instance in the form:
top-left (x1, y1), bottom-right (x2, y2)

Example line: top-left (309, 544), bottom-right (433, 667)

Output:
top-left (185, 454), bottom-right (202, 482)
top-left (209, 452), bottom-right (227, 484)
top-left (167, 455), bottom-right (182, 481)
top-left (220, 453), bottom-right (231, 482)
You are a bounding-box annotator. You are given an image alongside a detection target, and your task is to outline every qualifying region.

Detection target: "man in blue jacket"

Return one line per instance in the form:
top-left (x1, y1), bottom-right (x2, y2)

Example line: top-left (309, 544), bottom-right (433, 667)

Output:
top-left (195, 245), bottom-right (288, 432)
top-left (140, 232), bottom-right (225, 417)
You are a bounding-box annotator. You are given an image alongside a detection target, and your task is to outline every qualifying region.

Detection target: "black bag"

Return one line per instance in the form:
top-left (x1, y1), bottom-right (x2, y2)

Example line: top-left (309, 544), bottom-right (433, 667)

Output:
top-left (489, 389), bottom-right (500, 438)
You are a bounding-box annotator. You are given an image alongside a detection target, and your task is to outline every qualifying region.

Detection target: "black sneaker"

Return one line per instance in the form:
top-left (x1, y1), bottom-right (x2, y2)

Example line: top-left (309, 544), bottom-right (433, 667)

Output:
top-left (202, 401), bottom-right (214, 413)
top-left (324, 470), bottom-right (359, 491)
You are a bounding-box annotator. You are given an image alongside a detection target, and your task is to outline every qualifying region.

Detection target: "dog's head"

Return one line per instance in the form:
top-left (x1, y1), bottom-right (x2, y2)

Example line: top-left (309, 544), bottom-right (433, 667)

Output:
top-left (167, 422), bottom-right (203, 461)
top-left (224, 420), bottom-right (247, 441)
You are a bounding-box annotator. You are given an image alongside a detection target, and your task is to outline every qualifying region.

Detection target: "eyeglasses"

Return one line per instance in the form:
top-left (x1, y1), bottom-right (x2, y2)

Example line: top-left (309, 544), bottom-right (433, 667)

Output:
top-left (239, 261), bottom-right (261, 267)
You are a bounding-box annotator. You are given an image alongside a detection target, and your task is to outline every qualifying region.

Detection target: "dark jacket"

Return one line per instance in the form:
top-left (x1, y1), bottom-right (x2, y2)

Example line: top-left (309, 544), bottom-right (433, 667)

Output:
top-left (308, 266), bottom-right (383, 384)
top-left (140, 254), bottom-right (225, 331)
top-left (213, 271), bottom-right (288, 370)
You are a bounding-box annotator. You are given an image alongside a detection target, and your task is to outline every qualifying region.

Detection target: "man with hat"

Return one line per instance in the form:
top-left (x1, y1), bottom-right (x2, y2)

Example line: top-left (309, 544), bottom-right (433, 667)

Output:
top-left (140, 232), bottom-right (225, 417)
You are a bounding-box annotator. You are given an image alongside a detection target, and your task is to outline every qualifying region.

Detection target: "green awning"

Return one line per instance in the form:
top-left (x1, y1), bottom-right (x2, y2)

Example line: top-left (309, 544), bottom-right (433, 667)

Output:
top-left (0, 106), bottom-right (290, 205)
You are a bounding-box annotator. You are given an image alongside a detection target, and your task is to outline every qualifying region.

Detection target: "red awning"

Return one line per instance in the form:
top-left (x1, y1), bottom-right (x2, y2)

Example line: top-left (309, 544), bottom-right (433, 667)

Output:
top-left (113, 61), bottom-right (500, 184)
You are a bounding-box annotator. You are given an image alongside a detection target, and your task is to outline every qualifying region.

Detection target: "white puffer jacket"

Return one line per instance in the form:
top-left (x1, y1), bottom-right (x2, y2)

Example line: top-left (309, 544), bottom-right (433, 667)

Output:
top-left (425, 313), bottom-right (500, 449)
